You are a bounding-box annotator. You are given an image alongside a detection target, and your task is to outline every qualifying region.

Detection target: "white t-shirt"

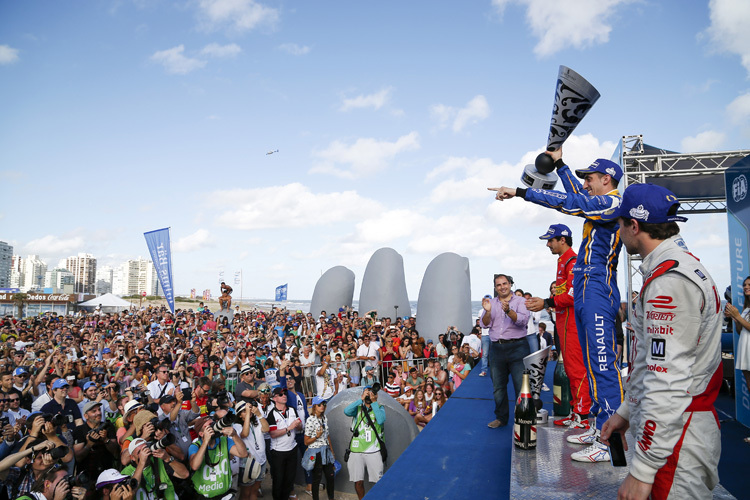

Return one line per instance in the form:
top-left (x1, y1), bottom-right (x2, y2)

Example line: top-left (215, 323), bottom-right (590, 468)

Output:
top-left (315, 366), bottom-right (337, 400)
top-left (267, 406), bottom-right (299, 452)
top-left (357, 343), bottom-right (380, 369)
top-left (147, 380), bottom-right (175, 401)
top-left (461, 334), bottom-right (482, 355)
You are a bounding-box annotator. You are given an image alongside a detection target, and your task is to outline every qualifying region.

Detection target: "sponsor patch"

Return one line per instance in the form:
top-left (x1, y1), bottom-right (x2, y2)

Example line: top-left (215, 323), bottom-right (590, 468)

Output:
top-left (647, 325), bottom-right (673, 335)
top-left (694, 269), bottom-right (706, 281)
top-left (650, 338), bottom-right (666, 360)
top-left (646, 310), bottom-right (675, 322)
top-left (647, 364), bottom-right (668, 373)
top-left (629, 204), bottom-right (649, 220)
top-left (646, 295), bottom-right (675, 309)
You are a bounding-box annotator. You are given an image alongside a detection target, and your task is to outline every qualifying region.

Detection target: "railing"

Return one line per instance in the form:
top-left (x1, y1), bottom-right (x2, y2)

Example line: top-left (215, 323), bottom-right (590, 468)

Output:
top-left (293, 357), bottom-right (439, 400)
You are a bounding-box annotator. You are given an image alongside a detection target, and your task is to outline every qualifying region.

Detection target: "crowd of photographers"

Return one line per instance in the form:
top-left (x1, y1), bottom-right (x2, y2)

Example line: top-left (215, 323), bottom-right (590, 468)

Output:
top-left (0, 302), bottom-right (473, 500)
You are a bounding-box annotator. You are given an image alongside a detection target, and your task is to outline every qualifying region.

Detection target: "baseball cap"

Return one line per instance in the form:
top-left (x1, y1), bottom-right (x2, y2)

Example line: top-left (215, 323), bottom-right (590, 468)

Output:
top-left (96, 469), bottom-right (129, 489)
top-left (52, 379), bottom-right (69, 390)
top-left (128, 438), bottom-right (148, 455)
top-left (13, 367), bottom-right (27, 377)
top-left (575, 158), bottom-right (623, 182)
top-left (615, 183), bottom-right (688, 224)
top-left (271, 387), bottom-right (287, 397)
top-left (160, 394), bottom-right (176, 405)
top-left (227, 347), bottom-right (235, 352)
top-left (83, 401), bottom-right (102, 414)
top-left (83, 381), bottom-right (98, 391)
top-left (311, 396), bottom-right (327, 406)
top-left (539, 223), bottom-right (572, 240)
top-left (102, 348), bottom-right (111, 354)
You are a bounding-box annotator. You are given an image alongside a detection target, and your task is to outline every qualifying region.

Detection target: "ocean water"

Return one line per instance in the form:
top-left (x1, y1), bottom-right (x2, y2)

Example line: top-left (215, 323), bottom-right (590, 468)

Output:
top-left (237, 298), bottom-right (485, 320)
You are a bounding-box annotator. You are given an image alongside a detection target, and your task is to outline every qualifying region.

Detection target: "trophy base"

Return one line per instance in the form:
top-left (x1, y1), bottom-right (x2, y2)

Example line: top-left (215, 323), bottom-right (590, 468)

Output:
top-left (537, 408), bottom-right (549, 424)
top-left (521, 164), bottom-right (558, 190)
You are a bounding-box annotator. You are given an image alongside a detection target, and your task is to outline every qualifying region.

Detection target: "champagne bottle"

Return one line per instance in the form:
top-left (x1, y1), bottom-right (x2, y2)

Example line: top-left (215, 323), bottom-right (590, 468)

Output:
top-left (553, 353), bottom-right (572, 416)
top-left (514, 369), bottom-right (537, 450)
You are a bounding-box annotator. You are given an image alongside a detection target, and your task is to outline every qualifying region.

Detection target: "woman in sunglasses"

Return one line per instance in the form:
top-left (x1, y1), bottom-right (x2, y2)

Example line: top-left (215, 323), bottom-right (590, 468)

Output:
top-left (302, 396), bottom-right (336, 500)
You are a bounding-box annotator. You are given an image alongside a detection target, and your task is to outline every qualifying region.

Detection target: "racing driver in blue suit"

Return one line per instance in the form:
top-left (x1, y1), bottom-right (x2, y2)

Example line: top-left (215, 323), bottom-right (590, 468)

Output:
top-left (490, 147), bottom-right (624, 463)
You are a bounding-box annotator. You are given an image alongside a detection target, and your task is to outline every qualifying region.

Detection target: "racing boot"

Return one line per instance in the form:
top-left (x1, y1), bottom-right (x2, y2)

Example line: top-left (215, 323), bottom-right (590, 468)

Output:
top-left (570, 433), bottom-right (610, 463)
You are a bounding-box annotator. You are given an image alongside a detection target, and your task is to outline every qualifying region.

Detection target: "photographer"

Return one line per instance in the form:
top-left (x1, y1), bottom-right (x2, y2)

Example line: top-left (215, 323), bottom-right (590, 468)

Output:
top-left (18, 463), bottom-right (85, 500)
top-left (155, 392), bottom-right (198, 460)
top-left (94, 469), bottom-right (136, 500)
top-left (0, 438), bottom-right (55, 499)
top-left (73, 401), bottom-right (118, 479)
top-left (344, 385), bottom-right (386, 500)
top-left (121, 437), bottom-right (187, 500)
top-left (188, 416), bottom-right (248, 500)
top-left (232, 401), bottom-right (268, 500)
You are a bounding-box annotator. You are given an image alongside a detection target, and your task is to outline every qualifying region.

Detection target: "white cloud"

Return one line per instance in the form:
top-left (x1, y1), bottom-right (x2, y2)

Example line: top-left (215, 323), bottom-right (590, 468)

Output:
top-left (200, 42), bottom-right (242, 58)
top-left (174, 229), bottom-right (213, 252)
top-left (0, 45), bottom-right (19, 65)
top-left (727, 91), bottom-right (750, 124)
top-left (310, 131), bottom-right (420, 178)
top-left (278, 43), bottom-right (311, 56)
top-left (430, 95), bottom-right (490, 132)
top-left (704, 0), bottom-right (750, 76)
top-left (680, 130), bottom-right (726, 152)
top-left (213, 183), bottom-right (383, 230)
top-left (340, 87), bottom-right (393, 111)
top-left (425, 133), bottom-right (617, 203)
top-left (196, 0), bottom-right (279, 33)
top-left (492, 0), bottom-right (632, 57)
top-left (150, 45), bottom-right (206, 74)
top-left (24, 235), bottom-right (85, 256)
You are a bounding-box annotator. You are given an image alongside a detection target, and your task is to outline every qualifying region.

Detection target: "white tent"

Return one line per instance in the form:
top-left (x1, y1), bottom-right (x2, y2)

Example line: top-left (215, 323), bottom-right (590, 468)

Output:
top-left (78, 293), bottom-right (132, 312)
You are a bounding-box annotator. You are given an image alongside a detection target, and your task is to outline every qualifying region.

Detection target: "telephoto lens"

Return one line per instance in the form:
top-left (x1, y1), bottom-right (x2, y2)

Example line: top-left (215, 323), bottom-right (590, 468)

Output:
top-left (49, 446), bottom-right (69, 460)
top-left (150, 434), bottom-right (175, 451)
top-left (212, 413), bottom-right (236, 433)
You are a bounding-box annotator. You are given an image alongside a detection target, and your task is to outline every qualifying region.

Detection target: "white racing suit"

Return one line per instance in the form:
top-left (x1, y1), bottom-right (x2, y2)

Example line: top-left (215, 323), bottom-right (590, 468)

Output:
top-left (617, 235), bottom-right (722, 499)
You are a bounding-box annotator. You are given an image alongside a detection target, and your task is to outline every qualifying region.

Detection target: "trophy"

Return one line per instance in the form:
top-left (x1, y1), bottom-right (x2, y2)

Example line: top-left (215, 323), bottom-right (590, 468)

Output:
top-left (521, 66), bottom-right (601, 189)
top-left (523, 346), bottom-right (552, 423)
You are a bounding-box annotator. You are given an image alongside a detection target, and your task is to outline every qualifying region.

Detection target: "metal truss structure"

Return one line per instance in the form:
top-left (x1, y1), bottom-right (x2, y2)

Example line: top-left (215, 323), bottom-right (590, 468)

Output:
top-left (618, 135), bottom-right (750, 338)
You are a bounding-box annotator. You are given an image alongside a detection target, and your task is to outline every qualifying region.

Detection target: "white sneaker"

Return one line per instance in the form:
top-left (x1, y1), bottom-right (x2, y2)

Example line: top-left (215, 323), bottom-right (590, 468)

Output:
top-left (542, 383), bottom-right (550, 392)
top-left (566, 425), bottom-right (597, 445)
top-left (570, 438), bottom-right (610, 462)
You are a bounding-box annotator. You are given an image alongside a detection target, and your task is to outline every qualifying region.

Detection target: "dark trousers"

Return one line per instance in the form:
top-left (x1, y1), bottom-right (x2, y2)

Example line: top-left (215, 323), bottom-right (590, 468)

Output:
top-left (311, 455), bottom-right (335, 500)
top-left (489, 339), bottom-right (531, 423)
top-left (268, 447), bottom-right (298, 500)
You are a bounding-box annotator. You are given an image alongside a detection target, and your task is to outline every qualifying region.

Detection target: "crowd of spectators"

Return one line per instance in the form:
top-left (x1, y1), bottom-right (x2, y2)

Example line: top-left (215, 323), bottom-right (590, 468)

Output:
top-left (0, 302), bottom-right (486, 500)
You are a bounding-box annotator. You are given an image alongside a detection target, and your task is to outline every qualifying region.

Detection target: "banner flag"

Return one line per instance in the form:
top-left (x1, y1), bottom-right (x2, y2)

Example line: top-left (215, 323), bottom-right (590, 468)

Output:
top-left (143, 228), bottom-right (175, 314)
top-left (190, 288), bottom-right (196, 299)
top-left (275, 284), bottom-right (288, 302)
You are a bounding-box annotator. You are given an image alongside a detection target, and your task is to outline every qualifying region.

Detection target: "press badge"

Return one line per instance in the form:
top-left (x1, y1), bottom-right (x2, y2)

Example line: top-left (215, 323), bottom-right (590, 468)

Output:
top-left (365, 429), bottom-right (371, 441)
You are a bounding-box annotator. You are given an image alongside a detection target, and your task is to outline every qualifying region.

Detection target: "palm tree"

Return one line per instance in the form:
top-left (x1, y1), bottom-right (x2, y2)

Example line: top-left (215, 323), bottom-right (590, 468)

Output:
top-left (12, 292), bottom-right (28, 318)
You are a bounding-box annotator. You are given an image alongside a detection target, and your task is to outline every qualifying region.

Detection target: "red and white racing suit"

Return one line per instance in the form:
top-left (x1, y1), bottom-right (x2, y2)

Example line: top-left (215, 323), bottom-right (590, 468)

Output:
top-left (551, 247), bottom-right (591, 416)
top-left (617, 235), bottom-right (722, 499)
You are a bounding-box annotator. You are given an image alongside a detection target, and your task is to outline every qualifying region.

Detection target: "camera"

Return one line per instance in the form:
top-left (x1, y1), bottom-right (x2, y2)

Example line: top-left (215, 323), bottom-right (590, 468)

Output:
top-left (89, 421), bottom-right (116, 441)
top-left (44, 413), bottom-right (73, 427)
top-left (149, 417), bottom-right (171, 433)
top-left (212, 413), bottom-right (236, 434)
top-left (0, 416), bottom-right (9, 427)
top-left (150, 433), bottom-right (175, 451)
top-left (49, 445), bottom-right (69, 460)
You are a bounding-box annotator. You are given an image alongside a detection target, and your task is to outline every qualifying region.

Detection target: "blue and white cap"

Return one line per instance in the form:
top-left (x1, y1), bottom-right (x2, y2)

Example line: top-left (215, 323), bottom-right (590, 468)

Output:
top-left (575, 158), bottom-right (623, 182)
top-left (539, 224), bottom-right (572, 240)
top-left (615, 183), bottom-right (687, 224)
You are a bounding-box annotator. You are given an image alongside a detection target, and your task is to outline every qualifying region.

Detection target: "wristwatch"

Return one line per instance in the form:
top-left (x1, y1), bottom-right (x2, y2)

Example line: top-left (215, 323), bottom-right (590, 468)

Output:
top-left (167, 456), bottom-right (175, 463)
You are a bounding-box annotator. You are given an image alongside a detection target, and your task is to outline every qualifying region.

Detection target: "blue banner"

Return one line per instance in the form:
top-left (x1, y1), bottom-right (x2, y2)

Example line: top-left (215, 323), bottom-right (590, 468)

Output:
top-left (725, 155), bottom-right (750, 429)
top-left (143, 228), bottom-right (175, 314)
top-left (275, 284), bottom-right (288, 302)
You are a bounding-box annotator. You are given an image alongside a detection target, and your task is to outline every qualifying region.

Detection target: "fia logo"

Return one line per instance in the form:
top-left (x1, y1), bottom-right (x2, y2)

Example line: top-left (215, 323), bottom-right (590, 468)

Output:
top-left (733, 175), bottom-right (748, 203)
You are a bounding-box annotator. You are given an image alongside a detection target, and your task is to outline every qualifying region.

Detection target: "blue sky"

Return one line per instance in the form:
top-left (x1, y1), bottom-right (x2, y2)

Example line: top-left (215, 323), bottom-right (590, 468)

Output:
top-left (2, 0), bottom-right (749, 302)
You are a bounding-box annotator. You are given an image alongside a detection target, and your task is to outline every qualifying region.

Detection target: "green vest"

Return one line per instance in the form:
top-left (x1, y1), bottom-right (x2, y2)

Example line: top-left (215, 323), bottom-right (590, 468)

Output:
top-left (121, 460), bottom-right (175, 500)
top-left (350, 406), bottom-right (383, 453)
top-left (191, 436), bottom-right (232, 496)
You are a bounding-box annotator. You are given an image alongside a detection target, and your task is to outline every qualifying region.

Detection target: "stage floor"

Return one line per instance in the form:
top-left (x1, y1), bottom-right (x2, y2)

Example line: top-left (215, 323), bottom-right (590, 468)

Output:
top-left (365, 361), bottom-right (741, 500)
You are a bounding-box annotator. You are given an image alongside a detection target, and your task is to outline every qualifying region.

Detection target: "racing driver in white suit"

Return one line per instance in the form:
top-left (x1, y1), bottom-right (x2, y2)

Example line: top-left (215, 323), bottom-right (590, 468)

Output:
top-left (602, 183), bottom-right (723, 500)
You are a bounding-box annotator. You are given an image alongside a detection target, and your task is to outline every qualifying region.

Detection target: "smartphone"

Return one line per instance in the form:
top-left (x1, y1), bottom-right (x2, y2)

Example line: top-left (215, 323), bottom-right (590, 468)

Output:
top-left (608, 432), bottom-right (627, 467)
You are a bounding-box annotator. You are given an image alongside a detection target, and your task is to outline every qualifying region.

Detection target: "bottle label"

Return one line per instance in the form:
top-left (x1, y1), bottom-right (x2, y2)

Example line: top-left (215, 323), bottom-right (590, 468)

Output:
top-left (513, 423), bottom-right (537, 450)
top-left (553, 384), bottom-right (561, 405)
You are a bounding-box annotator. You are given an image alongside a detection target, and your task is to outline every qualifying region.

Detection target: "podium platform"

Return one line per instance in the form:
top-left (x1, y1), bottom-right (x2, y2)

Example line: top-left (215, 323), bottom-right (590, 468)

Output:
top-left (365, 362), bottom-right (739, 500)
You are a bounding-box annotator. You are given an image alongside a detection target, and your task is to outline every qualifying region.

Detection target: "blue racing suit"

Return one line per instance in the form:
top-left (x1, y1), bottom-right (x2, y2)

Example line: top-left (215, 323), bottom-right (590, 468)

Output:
top-left (519, 163), bottom-right (624, 430)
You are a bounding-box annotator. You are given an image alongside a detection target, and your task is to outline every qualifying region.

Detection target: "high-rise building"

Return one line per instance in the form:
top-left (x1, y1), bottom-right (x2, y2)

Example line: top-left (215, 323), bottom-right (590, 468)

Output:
top-left (95, 266), bottom-right (113, 295)
top-left (44, 268), bottom-right (75, 293)
top-left (66, 253), bottom-right (97, 294)
top-left (10, 255), bottom-right (48, 292)
top-left (0, 241), bottom-right (12, 288)
top-left (111, 257), bottom-right (162, 296)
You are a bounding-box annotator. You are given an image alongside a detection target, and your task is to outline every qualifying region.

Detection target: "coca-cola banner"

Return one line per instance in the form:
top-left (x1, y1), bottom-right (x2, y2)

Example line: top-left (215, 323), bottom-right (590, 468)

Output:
top-left (144, 227), bottom-right (175, 314)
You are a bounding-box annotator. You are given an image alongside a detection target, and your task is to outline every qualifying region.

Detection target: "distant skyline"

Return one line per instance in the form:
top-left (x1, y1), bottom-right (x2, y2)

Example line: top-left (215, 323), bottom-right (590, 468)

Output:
top-left (2, 1), bottom-right (749, 301)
